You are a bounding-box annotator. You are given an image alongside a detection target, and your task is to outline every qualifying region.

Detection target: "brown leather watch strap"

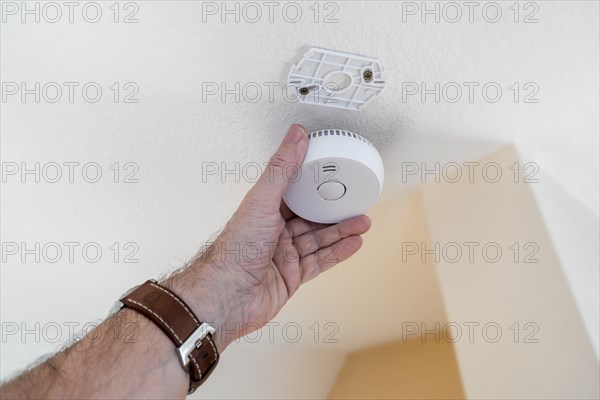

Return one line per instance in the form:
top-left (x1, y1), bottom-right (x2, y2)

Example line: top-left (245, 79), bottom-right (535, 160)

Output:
top-left (119, 280), bottom-right (219, 394)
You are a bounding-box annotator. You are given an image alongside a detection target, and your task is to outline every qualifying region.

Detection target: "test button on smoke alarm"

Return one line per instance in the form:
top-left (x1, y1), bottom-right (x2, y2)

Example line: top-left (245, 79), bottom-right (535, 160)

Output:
top-left (317, 181), bottom-right (346, 201)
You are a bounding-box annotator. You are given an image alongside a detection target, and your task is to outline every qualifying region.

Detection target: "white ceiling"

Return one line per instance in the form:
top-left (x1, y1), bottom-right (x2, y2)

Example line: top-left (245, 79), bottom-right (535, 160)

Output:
top-left (1, 0), bottom-right (598, 392)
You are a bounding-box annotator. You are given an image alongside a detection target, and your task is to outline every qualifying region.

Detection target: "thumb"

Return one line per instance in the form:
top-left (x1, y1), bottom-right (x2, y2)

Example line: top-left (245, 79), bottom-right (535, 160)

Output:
top-left (253, 124), bottom-right (309, 201)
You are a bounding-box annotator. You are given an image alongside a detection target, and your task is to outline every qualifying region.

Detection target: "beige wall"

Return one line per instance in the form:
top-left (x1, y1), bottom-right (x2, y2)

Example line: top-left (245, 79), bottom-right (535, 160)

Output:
top-left (419, 145), bottom-right (599, 399)
top-left (328, 339), bottom-right (465, 399)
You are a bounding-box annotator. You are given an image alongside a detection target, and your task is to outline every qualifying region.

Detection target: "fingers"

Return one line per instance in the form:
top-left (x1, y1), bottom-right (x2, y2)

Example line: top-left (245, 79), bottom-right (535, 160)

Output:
top-left (273, 215), bottom-right (371, 296)
top-left (299, 235), bottom-right (364, 284)
top-left (250, 124), bottom-right (309, 202)
top-left (292, 215), bottom-right (371, 258)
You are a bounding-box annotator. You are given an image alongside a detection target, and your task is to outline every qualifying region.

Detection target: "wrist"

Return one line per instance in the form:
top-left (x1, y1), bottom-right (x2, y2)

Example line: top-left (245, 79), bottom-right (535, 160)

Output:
top-left (160, 259), bottom-right (244, 352)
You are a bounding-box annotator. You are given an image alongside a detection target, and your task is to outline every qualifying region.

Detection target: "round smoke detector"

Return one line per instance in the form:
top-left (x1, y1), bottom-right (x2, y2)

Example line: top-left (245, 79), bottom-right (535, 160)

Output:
top-left (284, 129), bottom-right (384, 224)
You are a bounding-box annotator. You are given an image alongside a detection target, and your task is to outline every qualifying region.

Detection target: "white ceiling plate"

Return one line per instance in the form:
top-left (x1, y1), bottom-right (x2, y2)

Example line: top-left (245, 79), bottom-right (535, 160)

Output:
top-left (287, 47), bottom-right (385, 111)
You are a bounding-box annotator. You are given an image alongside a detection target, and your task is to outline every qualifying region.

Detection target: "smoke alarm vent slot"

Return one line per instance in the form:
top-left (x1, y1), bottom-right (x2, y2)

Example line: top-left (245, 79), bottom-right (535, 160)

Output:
top-left (322, 163), bottom-right (338, 173)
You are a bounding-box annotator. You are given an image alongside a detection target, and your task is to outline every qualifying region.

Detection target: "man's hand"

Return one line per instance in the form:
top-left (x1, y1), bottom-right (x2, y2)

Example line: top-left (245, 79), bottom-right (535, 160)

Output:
top-left (165, 124), bottom-right (371, 350)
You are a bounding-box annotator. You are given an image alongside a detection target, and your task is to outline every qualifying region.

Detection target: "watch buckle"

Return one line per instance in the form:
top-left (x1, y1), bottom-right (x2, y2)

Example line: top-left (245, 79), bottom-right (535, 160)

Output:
top-left (176, 322), bottom-right (216, 371)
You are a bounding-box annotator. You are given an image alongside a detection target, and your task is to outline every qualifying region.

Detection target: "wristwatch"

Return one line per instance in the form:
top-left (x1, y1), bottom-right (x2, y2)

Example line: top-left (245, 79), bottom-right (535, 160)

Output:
top-left (109, 279), bottom-right (220, 394)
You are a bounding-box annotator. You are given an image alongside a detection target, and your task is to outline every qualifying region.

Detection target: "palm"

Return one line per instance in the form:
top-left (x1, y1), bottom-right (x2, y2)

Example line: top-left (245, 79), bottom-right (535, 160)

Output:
top-left (223, 200), bottom-right (369, 334)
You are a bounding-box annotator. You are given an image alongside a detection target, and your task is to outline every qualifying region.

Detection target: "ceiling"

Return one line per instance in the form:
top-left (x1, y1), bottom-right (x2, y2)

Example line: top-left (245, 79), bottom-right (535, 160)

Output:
top-left (1, 1), bottom-right (598, 395)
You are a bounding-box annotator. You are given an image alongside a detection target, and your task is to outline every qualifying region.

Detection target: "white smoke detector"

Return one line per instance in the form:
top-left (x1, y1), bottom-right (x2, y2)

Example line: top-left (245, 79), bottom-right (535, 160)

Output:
top-left (284, 129), bottom-right (384, 224)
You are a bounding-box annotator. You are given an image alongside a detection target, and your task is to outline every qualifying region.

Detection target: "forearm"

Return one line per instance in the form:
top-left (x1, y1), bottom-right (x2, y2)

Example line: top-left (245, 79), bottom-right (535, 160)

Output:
top-left (1, 260), bottom-right (237, 399)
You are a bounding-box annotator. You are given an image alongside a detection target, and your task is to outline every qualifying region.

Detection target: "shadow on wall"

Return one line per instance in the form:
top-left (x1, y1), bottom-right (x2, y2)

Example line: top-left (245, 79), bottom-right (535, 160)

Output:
top-left (328, 337), bottom-right (466, 399)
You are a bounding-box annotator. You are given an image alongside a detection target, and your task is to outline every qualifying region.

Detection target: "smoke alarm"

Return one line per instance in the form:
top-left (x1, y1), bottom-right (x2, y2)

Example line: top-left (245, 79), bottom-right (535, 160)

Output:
top-left (284, 129), bottom-right (384, 224)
